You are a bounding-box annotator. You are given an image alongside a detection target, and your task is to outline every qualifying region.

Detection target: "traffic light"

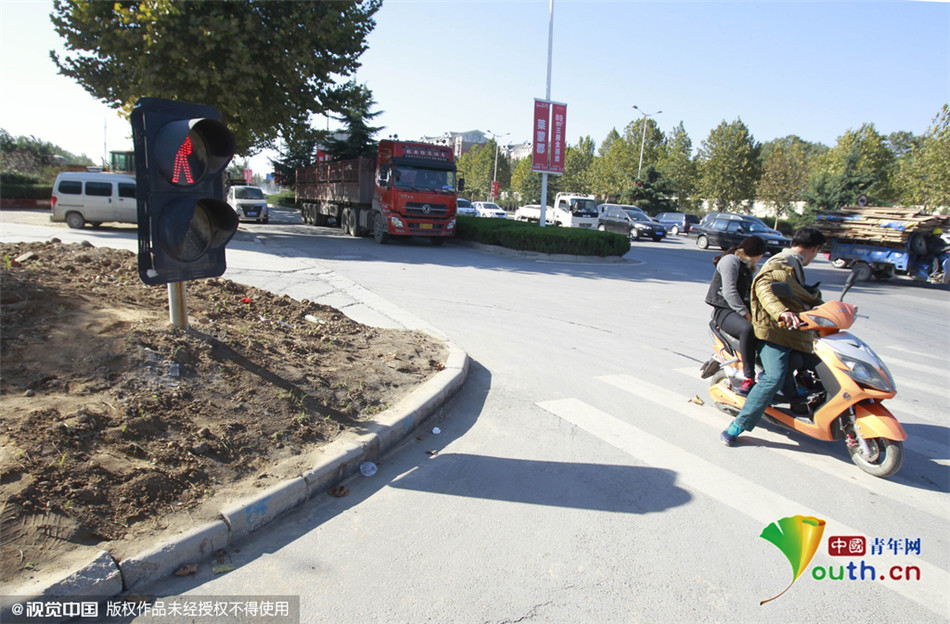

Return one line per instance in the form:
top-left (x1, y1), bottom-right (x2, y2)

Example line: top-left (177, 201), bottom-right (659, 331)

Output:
top-left (131, 97), bottom-right (238, 286)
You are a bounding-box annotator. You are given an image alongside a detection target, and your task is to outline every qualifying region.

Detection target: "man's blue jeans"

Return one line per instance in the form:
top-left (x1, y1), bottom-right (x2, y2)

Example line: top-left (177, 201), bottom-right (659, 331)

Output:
top-left (732, 341), bottom-right (791, 432)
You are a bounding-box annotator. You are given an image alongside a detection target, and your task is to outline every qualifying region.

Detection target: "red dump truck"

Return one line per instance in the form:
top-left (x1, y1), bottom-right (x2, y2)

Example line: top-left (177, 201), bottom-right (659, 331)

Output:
top-left (296, 140), bottom-right (462, 245)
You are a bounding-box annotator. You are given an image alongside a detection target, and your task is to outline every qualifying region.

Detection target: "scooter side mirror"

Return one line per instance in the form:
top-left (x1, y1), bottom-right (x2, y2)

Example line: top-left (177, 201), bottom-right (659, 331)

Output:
top-left (840, 271), bottom-right (857, 301)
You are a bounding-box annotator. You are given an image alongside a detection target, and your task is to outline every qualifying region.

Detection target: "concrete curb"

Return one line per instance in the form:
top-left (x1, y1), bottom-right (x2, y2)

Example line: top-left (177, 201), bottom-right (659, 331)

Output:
top-left (4, 341), bottom-right (469, 603)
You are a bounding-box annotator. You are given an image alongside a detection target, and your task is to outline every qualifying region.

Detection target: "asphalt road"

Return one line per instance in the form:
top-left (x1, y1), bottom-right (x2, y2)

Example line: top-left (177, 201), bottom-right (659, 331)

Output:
top-left (2, 207), bottom-right (948, 623)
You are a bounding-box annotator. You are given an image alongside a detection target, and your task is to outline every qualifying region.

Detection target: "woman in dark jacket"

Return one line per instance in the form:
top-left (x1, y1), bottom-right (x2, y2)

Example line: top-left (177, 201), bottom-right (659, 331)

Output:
top-left (705, 235), bottom-right (767, 394)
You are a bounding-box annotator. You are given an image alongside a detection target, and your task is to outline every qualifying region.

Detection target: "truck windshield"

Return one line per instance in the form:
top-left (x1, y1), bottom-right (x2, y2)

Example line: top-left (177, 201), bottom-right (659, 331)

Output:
top-left (571, 199), bottom-right (598, 216)
top-left (393, 166), bottom-right (456, 192)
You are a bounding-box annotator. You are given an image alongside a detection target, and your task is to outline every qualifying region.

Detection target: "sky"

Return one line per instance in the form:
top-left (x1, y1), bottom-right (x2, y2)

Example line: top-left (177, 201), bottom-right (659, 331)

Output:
top-left (1, 0), bottom-right (948, 177)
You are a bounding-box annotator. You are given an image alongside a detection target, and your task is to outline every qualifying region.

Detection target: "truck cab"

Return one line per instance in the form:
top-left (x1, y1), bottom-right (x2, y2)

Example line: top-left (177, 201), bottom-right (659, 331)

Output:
top-left (372, 140), bottom-right (460, 243)
top-left (551, 193), bottom-right (599, 229)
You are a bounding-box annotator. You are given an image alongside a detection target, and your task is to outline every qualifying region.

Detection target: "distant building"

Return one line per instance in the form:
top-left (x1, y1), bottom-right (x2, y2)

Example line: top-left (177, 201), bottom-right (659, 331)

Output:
top-left (420, 131), bottom-right (532, 161)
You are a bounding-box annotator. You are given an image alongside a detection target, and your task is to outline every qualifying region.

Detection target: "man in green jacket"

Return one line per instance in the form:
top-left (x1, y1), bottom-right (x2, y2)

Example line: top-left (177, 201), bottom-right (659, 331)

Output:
top-left (721, 227), bottom-right (826, 446)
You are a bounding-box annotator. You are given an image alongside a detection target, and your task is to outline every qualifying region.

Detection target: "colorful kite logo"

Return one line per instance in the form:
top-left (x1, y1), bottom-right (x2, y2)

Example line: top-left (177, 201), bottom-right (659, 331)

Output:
top-left (759, 515), bottom-right (826, 605)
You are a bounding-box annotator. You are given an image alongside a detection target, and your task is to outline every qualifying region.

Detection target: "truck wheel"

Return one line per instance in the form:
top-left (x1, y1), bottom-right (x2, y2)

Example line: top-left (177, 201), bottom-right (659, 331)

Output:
top-left (852, 261), bottom-right (873, 282)
top-left (696, 234), bottom-right (709, 249)
top-left (597, 224), bottom-right (606, 232)
top-left (872, 265), bottom-right (894, 280)
top-left (372, 212), bottom-right (389, 244)
top-left (669, 225), bottom-right (680, 236)
top-left (910, 233), bottom-right (927, 256)
top-left (66, 212), bottom-right (85, 229)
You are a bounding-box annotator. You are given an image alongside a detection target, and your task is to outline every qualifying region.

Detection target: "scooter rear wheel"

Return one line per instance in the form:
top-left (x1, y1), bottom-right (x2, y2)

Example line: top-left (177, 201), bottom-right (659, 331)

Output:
top-left (847, 437), bottom-right (903, 478)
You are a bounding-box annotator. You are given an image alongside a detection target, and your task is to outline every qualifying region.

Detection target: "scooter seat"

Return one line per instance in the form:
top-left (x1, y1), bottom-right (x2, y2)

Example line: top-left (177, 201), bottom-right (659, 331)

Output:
top-left (709, 320), bottom-right (739, 356)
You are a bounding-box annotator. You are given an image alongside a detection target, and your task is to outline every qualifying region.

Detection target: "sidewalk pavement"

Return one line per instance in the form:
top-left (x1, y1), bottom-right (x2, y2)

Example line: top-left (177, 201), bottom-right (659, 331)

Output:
top-left (0, 210), bottom-right (471, 611)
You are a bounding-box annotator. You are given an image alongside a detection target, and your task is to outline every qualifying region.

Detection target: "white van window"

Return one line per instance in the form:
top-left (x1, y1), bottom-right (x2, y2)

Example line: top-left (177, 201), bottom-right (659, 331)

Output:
top-left (86, 182), bottom-right (112, 197)
top-left (58, 180), bottom-right (82, 194)
top-left (118, 183), bottom-right (136, 198)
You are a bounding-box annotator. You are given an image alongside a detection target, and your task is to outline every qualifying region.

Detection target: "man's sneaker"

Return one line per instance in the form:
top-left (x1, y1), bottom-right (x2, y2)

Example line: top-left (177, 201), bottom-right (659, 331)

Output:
top-left (735, 377), bottom-right (755, 396)
top-left (720, 429), bottom-right (738, 446)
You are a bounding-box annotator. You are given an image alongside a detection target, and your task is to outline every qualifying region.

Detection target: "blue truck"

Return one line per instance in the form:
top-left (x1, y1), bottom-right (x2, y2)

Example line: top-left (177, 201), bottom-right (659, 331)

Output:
top-left (817, 208), bottom-right (950, 284)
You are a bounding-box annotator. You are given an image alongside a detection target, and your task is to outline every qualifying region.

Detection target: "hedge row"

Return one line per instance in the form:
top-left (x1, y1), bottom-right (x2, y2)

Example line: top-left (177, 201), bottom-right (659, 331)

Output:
top-left (455, 216), bottom-right (630, 257)
top-left (1, 184), bottom-right (52, 199)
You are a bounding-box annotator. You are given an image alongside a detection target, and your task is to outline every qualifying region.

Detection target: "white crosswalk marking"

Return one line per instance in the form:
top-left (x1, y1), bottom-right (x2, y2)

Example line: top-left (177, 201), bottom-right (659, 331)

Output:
top-left (601, 373), bottom-right (948, 518)
top-left (537, 397), bottom-right (948, 618)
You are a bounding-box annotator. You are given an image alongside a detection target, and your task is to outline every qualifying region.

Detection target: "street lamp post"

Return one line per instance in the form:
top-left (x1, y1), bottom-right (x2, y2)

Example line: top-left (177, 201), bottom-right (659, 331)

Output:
top-left (632, 105), bottom-right (661, 178)
top-left (485, 130), bottom-right (510, 201)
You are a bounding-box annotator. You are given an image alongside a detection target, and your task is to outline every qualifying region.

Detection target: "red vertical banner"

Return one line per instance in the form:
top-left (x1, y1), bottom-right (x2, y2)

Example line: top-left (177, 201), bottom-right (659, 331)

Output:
top-left (243, 169), bottom-right (253, 183)
top-left (531, 99), bottom-right (551, 172)
top-left (550, 101), bottom-right (567, 174)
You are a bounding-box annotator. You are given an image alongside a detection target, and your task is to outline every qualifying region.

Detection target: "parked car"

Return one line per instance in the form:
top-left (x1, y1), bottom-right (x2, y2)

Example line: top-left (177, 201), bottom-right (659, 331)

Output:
top-left (456, 198), bottom-right (477, 217)
top-left (50, 172), bottom-right (137, 229)
top-left (598, 203), bottom-right (646, 218)
top-left (227, 185), bottom-right (269, 223)
top-left (472, 201), bottom-right (507, 218)
top-left (598, 205), bottom-right (665, 241)
top-left (700, 211), bottom-right (779, 234)
top-left (655, 211), bottom-right (700, 235)
top-left (689, 218), bottom-right (790, 255)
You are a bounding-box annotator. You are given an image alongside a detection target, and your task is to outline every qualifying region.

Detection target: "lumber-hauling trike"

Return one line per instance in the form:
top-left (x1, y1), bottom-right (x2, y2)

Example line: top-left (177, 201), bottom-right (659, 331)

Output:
top-left (296, 140), bottom-right (462, 245)
top-left (815, 206), bottom-right (950, 284)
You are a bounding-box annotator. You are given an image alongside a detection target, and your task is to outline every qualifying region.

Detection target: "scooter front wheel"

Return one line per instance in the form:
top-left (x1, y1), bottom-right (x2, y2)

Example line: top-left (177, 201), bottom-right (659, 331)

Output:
top-left (847, 437), bottom-right (903, 478)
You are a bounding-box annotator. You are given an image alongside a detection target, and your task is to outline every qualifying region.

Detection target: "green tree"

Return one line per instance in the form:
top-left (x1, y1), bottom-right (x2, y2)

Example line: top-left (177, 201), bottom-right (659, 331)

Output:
top-left (757, 139), bottom-right (809, 227)
top-left (803, 142), bottom-right (876, 213)
top-left (457, 141), bottom-right (500, 201)
top-left (896, 104), bottom-right (950, 210)
top-left (559, 136), bottom-right (596, 193)
top-left (624, 165), bottom-right (678, 215)
top-left (322, 83), bottom-right (383, 160)
top-left (0, 128), bottom-right (94, 180)
top-left (812, 123), bottom-right (896, 204)
top-left (656, 122), bottom-right (697, 210)
top-left (510, 155), bottom-right (542, 204)
top-left (50, 0), bottom-right (381, 155)
top-left (590, 128), bottom-right (633, 202)
top-left (697, 118), bottom-right (761, 210)
top-left (268, 126), bottom-right (326, 188)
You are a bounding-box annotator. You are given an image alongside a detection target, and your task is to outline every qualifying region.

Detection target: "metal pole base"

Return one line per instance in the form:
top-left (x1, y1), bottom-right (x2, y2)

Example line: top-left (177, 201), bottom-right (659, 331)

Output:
top-left (168, 281), bottom-right (188, 329)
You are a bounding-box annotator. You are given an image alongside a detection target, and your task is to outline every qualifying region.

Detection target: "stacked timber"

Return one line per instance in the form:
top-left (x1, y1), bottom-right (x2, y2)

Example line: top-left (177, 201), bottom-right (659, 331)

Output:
top-left (814, 206), bottom-right (950, 250)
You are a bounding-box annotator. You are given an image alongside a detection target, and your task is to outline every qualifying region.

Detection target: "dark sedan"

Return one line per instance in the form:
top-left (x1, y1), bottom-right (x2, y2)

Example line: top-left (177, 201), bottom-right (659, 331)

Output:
top-left (690, 218), bottom-right (790, 254)
top-left (598, 205), bottom-right (666, 241)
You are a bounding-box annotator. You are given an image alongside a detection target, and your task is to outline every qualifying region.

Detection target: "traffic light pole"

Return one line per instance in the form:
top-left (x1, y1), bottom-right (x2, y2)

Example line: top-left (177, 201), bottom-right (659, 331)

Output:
top-left (168, 282), bottom-right (188, 329)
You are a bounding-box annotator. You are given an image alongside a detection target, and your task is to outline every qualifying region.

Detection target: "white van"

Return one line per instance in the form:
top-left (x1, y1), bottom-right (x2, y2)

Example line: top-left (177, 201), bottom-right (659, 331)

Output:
top-left (51, 172), bottom-right (137, 229)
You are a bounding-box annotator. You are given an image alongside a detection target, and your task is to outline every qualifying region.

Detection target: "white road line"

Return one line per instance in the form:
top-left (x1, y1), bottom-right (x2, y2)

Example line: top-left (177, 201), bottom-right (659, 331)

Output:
top-left (881, 344), bottom-right (949, 363)
top-left (676, 365), bottom-right (948, 425)
top-left (882, 355), bottom-right (950, 378)
top-left (537, 397), bottom-right (948, 618)
top-left (599, 374), bottom-right (949, 520)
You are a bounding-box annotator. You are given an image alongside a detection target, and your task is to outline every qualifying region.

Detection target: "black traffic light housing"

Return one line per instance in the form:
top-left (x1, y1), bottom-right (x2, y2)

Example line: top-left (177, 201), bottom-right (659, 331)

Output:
top-left (131, 97), bottom-right (238, 285)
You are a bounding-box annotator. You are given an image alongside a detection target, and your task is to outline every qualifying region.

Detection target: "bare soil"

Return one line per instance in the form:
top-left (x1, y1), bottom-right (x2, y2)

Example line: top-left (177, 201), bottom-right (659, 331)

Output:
top-left (0, 239), bottom-right (446, 588)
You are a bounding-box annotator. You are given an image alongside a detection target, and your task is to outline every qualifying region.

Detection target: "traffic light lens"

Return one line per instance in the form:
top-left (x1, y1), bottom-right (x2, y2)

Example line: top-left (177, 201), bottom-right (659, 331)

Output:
top-left (157, 118), bottom-right (235, 187)
top-left (159, 197), bottom-right (238, 262)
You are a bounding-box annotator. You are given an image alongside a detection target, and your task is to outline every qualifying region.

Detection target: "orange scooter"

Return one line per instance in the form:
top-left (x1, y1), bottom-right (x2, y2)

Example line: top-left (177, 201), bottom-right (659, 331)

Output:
top-left (700, 273), bottom-right (906, 477)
